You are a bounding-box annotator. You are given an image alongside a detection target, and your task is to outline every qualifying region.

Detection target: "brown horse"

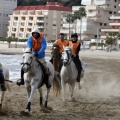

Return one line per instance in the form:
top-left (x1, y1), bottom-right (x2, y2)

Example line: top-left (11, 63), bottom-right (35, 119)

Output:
top-left (51, 44), bottom-right (61, 72)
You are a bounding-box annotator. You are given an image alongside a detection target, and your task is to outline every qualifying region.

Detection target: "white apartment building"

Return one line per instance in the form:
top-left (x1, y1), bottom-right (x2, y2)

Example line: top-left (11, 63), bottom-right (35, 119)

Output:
top-left (7, 2), bottom-right (72, 41)
top-left (101, 1), bottom-right (120, 37)
top-left (61, 0), bottom-right (118, 45)
top-left (0, 0), bottom-right (17, 38)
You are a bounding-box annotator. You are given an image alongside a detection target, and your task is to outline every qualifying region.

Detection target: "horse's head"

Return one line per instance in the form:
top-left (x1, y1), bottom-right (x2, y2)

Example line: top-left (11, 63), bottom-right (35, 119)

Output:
top-left (51, 44), bottom-right (60, 58)
top-left (61, 46), bottom-right (72, 66)
top-left (21, 48), bottom-right (35, 73)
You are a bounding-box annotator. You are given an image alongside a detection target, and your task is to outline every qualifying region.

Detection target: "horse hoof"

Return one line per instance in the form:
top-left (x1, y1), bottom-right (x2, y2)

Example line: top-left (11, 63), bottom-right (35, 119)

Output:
top-left (70, 97), bottom-right (76, 102)
top-left (47, 106), bottom-right (53, 110)
top-left (20, 110), bottom-right (30, 116)
top-left (78, 84), bottom-right (82, 89)
top-left (40, 108), bottom-right (51, 113)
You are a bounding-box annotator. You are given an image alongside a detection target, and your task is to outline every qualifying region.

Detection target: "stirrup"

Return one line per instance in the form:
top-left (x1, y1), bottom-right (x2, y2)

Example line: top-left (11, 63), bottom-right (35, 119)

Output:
top-left (16, 79), bottom-right (24, 86)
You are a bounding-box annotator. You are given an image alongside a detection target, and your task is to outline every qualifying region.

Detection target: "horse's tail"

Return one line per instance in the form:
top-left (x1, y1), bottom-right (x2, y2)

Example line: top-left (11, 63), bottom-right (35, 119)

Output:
top-left (52, 71), bottom-right (61, 96)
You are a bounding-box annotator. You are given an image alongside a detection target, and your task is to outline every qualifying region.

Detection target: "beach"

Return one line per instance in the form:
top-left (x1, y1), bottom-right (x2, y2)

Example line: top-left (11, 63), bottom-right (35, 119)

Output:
top-left (0, 43), bottom-right (120, 119)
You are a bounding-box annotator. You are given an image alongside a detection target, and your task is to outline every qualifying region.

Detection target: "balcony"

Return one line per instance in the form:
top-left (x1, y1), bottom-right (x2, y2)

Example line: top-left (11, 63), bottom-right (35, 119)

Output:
top-left (110, 16), bottom-right (120, 20)
top-left (109, 23), bottom-right (120, 26)
top-left (88, 13), bottom-right (101, 17)
top-left (36, 20), bottom-right (44, 23)
top-left (20, 10), bottom-right (27, 15)
top-left (82, 30), bottom-right (93, 35)
top-left (60, 29), bottom-right (73, 34)
top-left (13, 11), bottom-right (20, 15)
top-left (101, 28), bottom-right (119, 32)
top-left (87, 6), bottom-right (102, 10)
top-left (103, 6), bottom-right (110, 11)
top-left (28, 10), bottom-right (35, 15)
top-left (93, 18), bottom-right (101, 22)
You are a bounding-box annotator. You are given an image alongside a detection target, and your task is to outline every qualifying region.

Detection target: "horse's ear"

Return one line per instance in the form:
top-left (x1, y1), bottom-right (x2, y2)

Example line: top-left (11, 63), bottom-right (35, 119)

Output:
top-left (24, 48), bottom-right (32, 53)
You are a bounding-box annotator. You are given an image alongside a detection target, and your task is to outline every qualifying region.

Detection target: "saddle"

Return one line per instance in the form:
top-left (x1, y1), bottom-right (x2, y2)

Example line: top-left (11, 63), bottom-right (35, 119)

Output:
top-left (36, 59), bottom-right (51, 88)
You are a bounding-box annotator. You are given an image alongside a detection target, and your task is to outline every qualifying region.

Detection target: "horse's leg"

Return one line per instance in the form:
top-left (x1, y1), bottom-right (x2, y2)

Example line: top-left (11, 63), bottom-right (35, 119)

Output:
top-left (70, 82), bottom-right (75, 101)
top-left (38, 87), bottom-right (43, 107)
top-left (61, 79), bottom-right (66, 102)
top-left (25, 81), bottom-right (31, 98)
top-left (25, 82), bottom-right (38, 113)
top-left (44, 88), bottom-right (50, 108)
top-left (0, 91), bottom-right (5, 110)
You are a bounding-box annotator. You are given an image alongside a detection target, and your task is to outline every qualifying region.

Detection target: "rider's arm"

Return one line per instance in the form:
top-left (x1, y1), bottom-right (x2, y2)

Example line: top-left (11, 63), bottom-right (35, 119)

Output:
top-left (27, 36), bottom-right (33, 48)
top-left (38, 37), bottom-right (47, 55)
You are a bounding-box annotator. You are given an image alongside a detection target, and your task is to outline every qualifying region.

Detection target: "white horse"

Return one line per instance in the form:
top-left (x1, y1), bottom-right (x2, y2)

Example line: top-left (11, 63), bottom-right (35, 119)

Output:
top-left (60, 46), bottom-right (83, 102)
top-left (0, 63), bottom-right (11, 109)
top-left (21, 48), bottom-right (61, 114)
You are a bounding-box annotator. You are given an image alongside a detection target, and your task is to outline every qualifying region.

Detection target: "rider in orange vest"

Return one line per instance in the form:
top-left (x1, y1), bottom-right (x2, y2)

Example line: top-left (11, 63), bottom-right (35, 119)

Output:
top-left (69, 33), bottom-right (83, 82)
top-left (50, 33), bottom-right (69, 72)
top-left (17, 28), bottom-right (51, 88)
top-left (55, 33), bottom-right (69, 54)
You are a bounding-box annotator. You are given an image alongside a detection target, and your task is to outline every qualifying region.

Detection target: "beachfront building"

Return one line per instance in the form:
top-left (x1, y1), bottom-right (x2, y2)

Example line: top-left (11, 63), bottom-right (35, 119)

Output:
top-left (7, 2), bottom-right (72, 41)
top-left (0, 0), bottom-right (17, 38)
top-left (61, 0), bottom-right (119, 45)
top-left (100, 1), bottom-right (120, 49)
top-left (82, 0), bottom-right (120, 43)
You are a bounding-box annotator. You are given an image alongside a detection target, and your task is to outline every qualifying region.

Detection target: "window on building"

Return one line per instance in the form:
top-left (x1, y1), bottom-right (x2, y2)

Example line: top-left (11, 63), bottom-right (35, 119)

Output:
top-left (115, 0), bottom-right (117, 2)
top-left (14, 17), bottom-right (18, 20)
top-left (104, 23), bottom-right (107, 26)
top-left (109, 11), bottom-right (112, 14)
top-left (94, 35), bottom-right (97, 38)
top-left (114, 6), bottom-right (116, 8)
top-left (114, 12), bottom-right (116, 14)
top-left (100, 23), bottom-right (102, 26)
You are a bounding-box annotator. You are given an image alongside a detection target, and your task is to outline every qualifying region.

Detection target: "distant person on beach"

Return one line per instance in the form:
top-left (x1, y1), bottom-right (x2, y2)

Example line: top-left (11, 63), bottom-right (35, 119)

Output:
top-left (16, 27), bottom-right (51, 88)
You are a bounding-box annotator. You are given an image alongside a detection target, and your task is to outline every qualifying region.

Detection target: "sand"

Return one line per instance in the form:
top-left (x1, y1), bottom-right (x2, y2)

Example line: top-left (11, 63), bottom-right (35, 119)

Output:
top-left (0, 43), bottom-right (120, 120)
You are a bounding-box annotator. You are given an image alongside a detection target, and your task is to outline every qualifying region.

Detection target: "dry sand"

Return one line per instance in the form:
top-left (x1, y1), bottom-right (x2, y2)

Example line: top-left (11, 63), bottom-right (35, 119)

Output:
top-left (0, 44), bottom-right (120, 119)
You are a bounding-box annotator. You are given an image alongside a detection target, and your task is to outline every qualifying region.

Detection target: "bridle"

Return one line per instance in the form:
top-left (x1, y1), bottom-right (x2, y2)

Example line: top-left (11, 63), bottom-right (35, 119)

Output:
top-left (62, 49), bottom-right (72, 66)
top-left (21, 52), bottom-right (34, 72)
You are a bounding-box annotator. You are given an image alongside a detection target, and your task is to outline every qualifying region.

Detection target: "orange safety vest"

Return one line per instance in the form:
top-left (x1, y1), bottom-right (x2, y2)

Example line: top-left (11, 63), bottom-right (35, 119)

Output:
top-left (69, 41), bottom-right (80, 55)
top-left (32, 32), bottom-right (43, 50)
top-left (55, 39), bottom-right (69, 53)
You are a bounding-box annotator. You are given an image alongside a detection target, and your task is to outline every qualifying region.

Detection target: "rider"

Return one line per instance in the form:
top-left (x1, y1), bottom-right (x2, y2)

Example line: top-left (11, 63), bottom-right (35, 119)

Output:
top-left (0, 63), bottom-right (6, 91)
top-left (51, 33), bottom-right (69, 72)
top-left (16, 27), bottom-right (51, 88)
top-left (69, 33), bottom-right (83, 83)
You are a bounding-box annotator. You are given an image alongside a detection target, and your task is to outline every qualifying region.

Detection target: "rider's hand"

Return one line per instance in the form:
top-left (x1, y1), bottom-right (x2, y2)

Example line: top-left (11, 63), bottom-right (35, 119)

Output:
top-left (34, 53), bottom-right (38, 57)
top-left (72, 54), bottom-right (76, 58)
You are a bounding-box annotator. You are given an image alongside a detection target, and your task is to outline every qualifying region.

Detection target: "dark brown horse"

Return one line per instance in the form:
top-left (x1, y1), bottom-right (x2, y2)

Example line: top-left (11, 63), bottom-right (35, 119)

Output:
top-left (51, 44), bottom-right (61, 72)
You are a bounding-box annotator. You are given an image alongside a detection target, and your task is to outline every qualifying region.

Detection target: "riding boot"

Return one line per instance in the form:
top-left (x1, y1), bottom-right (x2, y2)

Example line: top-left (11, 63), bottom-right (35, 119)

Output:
top-left (73, 58), bottom-right (82, 82)
top-left (16, 69), bottom-right (24, 86)
top-left (44, 74), bottom-right (51, 89)
top-left (0, 75), bottom-right (6, 91)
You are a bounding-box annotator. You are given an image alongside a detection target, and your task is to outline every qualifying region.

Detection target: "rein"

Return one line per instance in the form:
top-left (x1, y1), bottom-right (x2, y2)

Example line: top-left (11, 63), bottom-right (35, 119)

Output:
top-left (21, 51), bottom-right (34, 71)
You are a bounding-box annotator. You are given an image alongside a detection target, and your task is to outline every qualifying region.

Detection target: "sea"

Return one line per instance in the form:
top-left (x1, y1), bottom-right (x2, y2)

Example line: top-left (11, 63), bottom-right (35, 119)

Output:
top-left (0, 54), bottom-right (22, 80)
